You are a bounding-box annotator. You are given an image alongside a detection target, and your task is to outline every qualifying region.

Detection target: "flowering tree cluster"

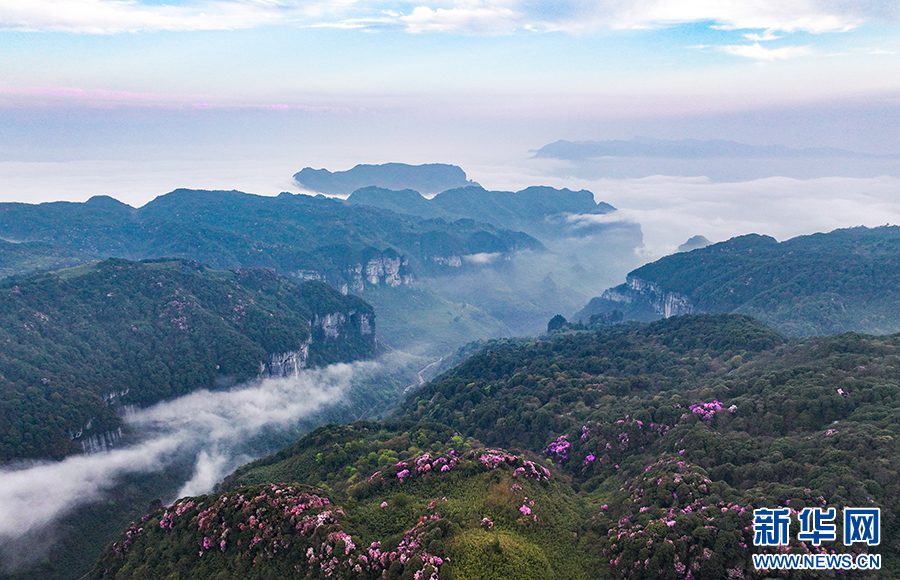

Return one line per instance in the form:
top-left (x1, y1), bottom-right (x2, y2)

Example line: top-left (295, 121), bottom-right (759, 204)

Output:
top-left (97, 484), bottom-right (450, 580)
top-left (593, 460), bottom-right (753, 580)
top-left (543, 418), bottom-right (674, 477)
top-left (688, 401), bottom-right (723, 422)
top-left (368, 451), bottom-right (460, 487)
top-left (476, 449), bottom-right (551, 481)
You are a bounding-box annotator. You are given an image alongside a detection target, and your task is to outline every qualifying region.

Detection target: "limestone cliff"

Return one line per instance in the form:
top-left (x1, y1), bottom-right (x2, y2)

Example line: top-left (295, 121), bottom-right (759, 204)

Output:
top-left (594, 275), bottom-right (696, 321)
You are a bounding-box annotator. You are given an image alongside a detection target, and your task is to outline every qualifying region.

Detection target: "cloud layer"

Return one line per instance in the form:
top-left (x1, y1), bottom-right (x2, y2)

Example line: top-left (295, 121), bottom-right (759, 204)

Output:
top-left (0, 361), bottom-right (375, 555)
top-left (1, 0), bottom-right (893, 34)
top-left (557, 175), bottom-right (900, 259)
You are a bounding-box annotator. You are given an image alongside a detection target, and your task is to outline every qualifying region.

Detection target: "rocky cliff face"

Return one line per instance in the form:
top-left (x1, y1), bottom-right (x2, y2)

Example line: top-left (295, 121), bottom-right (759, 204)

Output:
top-left (265, 308), bottom-right (375, 378)
top-left (341, 253), bottom-right (414, 293)
top-left (267, 342), bottom-right (312, 377)
top-left (80, 427), bottom-right (124, 454)
top-left (601, 276), bottom-right (696, 318)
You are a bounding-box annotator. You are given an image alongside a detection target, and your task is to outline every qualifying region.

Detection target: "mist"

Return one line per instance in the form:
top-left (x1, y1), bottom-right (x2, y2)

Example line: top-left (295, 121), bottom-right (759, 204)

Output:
top-left (0, 360), bottom-right (379, 570)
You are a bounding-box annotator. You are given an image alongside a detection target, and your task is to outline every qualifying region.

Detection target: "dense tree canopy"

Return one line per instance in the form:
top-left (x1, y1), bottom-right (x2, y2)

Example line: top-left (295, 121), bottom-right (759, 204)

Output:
top-left (0, 258), bottom-right (375, 461)
top-left (94, 315), bottom-right (898, 579)
top-left (581, 226), bottom-right (900, 336)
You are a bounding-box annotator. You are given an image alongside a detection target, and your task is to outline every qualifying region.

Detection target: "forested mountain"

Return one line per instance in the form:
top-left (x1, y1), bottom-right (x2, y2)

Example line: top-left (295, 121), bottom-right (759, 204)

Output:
top-left (93, 315), bottom-right (898, 579)
top-left (0, 185), bottom-right (642, 346)
top-left (0, 258), bottom-right (375, 462)
top-left (576, 226), bottom-right (900, 336)
top-left (345, 184), bottom-right (618, 241)
top-left (0, 190), bottom-right (540, 292)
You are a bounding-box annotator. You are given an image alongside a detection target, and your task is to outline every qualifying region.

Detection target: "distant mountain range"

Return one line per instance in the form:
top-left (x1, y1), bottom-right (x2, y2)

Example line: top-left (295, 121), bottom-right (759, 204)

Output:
top-left (532, 137), bottom-right (900, 180)
top-left (534, 137), bottom-right (895, 161)
top-left (575, 226), bottom-right (900, 335)
top-left (0, 181), bottom-right (641, 343)
top-left (341, 183), bottom-right (641, 336)
top-left (346, 184), bottom-right (616, 241)
top-left (0, 190), bottom-right (540, 292)
top-left (294, 163), bottom-right (479, 195)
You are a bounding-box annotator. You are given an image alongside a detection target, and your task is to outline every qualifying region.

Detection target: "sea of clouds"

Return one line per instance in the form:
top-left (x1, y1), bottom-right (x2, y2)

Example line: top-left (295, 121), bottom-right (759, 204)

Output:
top-left (0, 361), bottom-right (377, 567)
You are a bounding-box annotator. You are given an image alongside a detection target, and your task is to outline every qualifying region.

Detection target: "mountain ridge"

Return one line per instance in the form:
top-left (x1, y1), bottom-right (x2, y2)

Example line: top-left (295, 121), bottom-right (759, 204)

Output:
top-left (90, 314), bottom-right (900, 579)
top-left (0, 257), bottom-right (375, 462)
top-left (575, 225), bottom-right (900, 336)
top-left (534, 137), bottom-right (897, 161)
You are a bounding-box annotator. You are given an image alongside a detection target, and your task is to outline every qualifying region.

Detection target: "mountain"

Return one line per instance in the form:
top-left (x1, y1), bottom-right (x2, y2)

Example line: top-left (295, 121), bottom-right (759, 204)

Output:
top-left (346, 184), bottom-right (617, 241)
top-left (294, 163), bottom-right (479, 195)
top-left (0, 238), bottom-right (87, 279)
top-left (0, 190), bottom-right (541, 292)
top-left (576, 226), bottom-right (900, 336)
top-left (0, 189), bottom-right (552, 351)
top-left (0, 186), bottom-right (640, 345)
top-left (345, 184), bottom-right (643, 335)
top-left (0, 258), bottom-right (375, 462)
top-left (676, 235), bottom-right (710, 253)
top-left (533, 137), bottom-right (886, 161)
top-left (531, 137), bottom-right (900, 180)
top-left (91, 315), bottom-right (899, 578)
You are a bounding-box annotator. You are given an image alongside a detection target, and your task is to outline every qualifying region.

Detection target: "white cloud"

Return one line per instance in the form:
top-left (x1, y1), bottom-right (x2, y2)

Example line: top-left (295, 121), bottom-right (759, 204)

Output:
top-left (402, 3), bottom-right (517, 33)
top-left (462, 252), bottom-right (503, 264)
top-left (0, 361), bottom-right (375, 548)
top-left (744, 30), bottom-right (780, 41)
top-left (537, 0), bottom-right (868, 33)
top-left (540, 174), bottom-right (900, 259)
top-left (721, 42), bottom-right (813, 60)
top-left (309, 16), bottom-right (397, 29)
top-left (0, 0), bottom-right (889, 34)
top-left (0, 0), bottom-right (314, 33)
top-left (0, 436), bottom-right (181, 542)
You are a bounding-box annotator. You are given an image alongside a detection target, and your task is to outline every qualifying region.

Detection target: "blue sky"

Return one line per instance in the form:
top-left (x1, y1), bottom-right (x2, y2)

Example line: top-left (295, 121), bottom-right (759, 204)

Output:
top-left (3, 1), bottom-right (898, 118)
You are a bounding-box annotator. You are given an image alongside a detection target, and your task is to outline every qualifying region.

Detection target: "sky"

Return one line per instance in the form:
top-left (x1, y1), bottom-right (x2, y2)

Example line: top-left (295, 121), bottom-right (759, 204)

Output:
top-left (2, 0), bottom-right (900, 252)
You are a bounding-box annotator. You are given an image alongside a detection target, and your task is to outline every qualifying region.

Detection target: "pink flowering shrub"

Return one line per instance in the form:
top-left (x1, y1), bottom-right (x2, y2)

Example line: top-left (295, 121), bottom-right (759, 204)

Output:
top-left (689, 401), bottom-right (722, 421)
top-left (103, 484), bottom-right (449, 580)
top-left (476, 449), bottom-right (550, 481)
top-left (545, 418), bottom-right (673, 476)
top-left (586, 459), bottom-right (854, 580)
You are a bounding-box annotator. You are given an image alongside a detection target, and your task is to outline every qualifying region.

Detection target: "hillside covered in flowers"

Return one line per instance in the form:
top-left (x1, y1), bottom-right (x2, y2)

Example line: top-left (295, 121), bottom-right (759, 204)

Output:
top-left (92, 315), bottom-right (898, 579)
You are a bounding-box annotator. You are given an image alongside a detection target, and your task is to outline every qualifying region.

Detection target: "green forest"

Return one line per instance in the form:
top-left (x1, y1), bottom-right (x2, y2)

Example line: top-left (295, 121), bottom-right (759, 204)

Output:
top-left (0, 258), bottom-right (375, 461)
top-left (581, 226), bottom-right (900, 335)
top-left (92, 315), bottom-right (898, 579)
top-left (0, 190), bottom-right (542, 286)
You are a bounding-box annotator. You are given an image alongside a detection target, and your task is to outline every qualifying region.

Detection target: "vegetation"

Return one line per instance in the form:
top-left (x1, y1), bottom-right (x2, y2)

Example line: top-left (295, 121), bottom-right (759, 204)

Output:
top-left (93, 314), bottom-right (898, 579)
top-left (362, 285), bottom-right (510, 356)
top-left (0, 191), bottom-right (542, 288)
top-left (346, 184), bottom-right (618, 241)
top-left (581, 226), bottom-right (900, 336)
top-left (93, 423), bottom-right (588, 580)
top-left (0, 258), bottom-right (375, 461)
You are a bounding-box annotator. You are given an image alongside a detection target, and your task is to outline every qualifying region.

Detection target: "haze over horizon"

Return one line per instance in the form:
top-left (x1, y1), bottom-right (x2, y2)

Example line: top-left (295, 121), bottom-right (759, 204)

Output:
top-left (2, 0), bottom-right (900, 255)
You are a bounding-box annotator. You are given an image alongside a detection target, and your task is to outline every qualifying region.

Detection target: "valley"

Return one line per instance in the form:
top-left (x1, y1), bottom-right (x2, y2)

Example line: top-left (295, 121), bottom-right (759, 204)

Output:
top-left (0, 167), bottom-right (897, 579)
